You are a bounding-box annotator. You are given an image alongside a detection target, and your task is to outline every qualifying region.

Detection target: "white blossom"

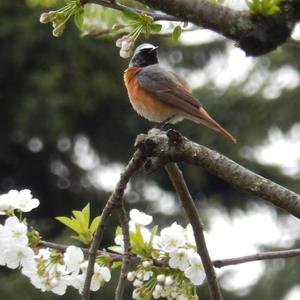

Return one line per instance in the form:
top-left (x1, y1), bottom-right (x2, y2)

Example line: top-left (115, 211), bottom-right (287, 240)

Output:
top-left (90, 265), bottom-right (111, 291)
top-left (0, 193), bottom-right (14, 214)
top-left (21, 260), bottom-right (38, 278)
top-left (184, 224), bottom-right (196, 246)
top-left (129, 209), bottom-right (153, 226)
top-left (35, 248), bottom-right (51, 260)
top-left (0, 190), bottom-right (39, 213)
top-left (184, 252), bottom-right (205, 286)
top-left (1, 216), bottom-right (28, 246)
top-left (30, 272), bottom-right (68, 295)
top-left (68, 273), bottom-right (86, 293)
top-left (64, 246), bottom-right (84, 275)
top-left (0, 251), bottom-right (5, 266)
top-left (114, 234), bottom-right (124, 248)
top-left (169, 248), bottom-right (190, 271)
top-left (156, 222), bottom-right (186, 252)
top-left (29, 261), bottom-right (68, 296)
top-left (3, 245), bottom-right (34, 269)
top-left (9, 189), bottom-right (40, 212)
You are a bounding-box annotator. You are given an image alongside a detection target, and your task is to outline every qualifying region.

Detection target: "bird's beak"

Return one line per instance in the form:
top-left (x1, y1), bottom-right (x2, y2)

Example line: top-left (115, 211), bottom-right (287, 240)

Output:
top-left (150, 46), bottom-right (159, 52)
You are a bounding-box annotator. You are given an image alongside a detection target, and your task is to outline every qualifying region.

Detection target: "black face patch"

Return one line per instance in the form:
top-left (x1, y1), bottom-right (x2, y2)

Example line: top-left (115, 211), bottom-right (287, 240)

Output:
top-left (129, 48), bottom-right (158, 67)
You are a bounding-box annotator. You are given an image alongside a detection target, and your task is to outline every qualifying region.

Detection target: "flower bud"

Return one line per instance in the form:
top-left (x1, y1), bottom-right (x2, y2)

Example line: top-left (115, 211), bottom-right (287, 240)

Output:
top-left (119, 49), bottom-right (131, 59)
top-left (127, 271), bottom-right (135, 281)
top-left (154, 284), bottom-right (163, 293)
top-left (121, 37), bottom-right (133, 51)
top-left (52, 23), bottom-right (66, 37)
top-left (116, 37), bottom-right (123, 48)
top-left (142, 260), bottom-right (151, 268)
top-left (165, 275), bottom-right (173, 286)
top-left (136, 271), bottom-right (143, 280)
top-left (152, 290), bottom-right (161, 299)
top-left (39, 11), bottom-right (56, 24)
top-left (133, 279), bottom-right (143, 287)
top-left (157, 274), bottom-right (165, 283)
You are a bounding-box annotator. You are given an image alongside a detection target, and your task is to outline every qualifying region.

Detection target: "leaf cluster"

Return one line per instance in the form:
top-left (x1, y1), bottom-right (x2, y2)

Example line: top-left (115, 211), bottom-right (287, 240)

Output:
top-left (56, 203), bottom-right (100, 245)
top-left (246, 0), bottom-right (282, 14)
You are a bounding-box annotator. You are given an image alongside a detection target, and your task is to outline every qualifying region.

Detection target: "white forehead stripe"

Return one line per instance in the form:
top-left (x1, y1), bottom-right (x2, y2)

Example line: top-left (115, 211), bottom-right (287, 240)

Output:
top-left (134, 43), bottom-right (157, 54)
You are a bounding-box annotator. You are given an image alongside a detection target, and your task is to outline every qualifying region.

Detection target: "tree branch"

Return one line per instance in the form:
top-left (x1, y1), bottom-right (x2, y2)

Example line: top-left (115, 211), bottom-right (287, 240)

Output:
top-left (136, 129), bottom-right (300, 219)
top-left (82, 149), bottom-right (145, 300)
top-left (84, 0), bottom-right (179, 21)
top-left (213, 248), bottom-right (300, 268)
top-left (82, 0), bottom-right (300, 55)
top-left (115, 206), bottom-right (131, 300)
top-left (39, 240), bottom-right (300, 269)
top-left (135, 0), bottom-right (300, 56)
top-left (165, 163), bottom-right (223, 300)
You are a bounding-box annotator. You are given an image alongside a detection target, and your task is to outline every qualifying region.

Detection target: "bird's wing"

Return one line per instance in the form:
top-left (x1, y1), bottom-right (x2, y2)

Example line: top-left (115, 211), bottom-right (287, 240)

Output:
top-left (136, 65), bottom-right (202, 119)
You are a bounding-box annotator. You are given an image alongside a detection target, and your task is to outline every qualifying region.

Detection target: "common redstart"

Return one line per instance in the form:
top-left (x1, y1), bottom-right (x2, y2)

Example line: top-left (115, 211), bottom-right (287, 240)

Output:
top-left (124, 43), bottom-right (237, 144)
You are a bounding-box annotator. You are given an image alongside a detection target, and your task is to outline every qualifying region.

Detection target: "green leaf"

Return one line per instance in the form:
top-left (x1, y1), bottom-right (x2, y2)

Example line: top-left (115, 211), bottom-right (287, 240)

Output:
top-left (115, 226), bottom-right (123, 237)
top-left (56, 216), bottom-right (81, 233)
top-left (123, 9), bottom-right (139, 20)
top-left (90, 216), bottom-right (101, 233)
top-left (148, 225), bottom-right (158, 248)
top-left (72, 210), bottom-right (88, 231)
top-left (150, 23), bottom-right (162, 32)
top-left (139, 14), bottom-right (153, 25)
top-left (111, 260), bottom-right (122, 269)
top-left (81, 203), bottom-right (90, 225)
top-left (246, 0), bottom-right (281, 14)
top-left (107, 246), bottom-right (124, 254)
top-left (172, 25), bottom-right (182, 42)
top-left (96, 255), bottom-right (112, 266)
top-left (130, 226), bottom-right (146, 255)
top-left (74, 11), bottom-right (83, 29)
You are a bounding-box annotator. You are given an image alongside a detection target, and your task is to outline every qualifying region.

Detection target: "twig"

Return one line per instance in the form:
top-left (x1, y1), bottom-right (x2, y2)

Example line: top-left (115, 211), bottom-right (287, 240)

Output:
top-left (85, 0), bottom-right (179, 21)
top-left (115, 206), bottom-right (131, 300)
top-left (136, 129), bottom-right (300, 219)
top-left (213, 248), bottom-right (300, 268)
top-left (38, 240), bottom-right (300, 269)
top-left (165, 163), bottom-right (223, 300)
top-left (82, 149), bottom-right (145, 300)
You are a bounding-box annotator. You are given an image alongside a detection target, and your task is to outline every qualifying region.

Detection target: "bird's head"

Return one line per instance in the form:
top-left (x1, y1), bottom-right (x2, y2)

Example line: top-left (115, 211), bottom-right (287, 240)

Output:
top-left (129, 43), bottom-right (159, 67)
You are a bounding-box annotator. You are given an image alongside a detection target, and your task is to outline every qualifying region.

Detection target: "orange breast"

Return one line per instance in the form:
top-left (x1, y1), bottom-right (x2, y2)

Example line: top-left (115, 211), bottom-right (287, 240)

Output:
top-left (123, 67), bottom-right (179, 122)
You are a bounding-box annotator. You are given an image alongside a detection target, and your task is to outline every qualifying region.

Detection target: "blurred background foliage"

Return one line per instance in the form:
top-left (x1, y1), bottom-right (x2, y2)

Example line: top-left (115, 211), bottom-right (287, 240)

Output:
top-left (1, 0), bottom-right (300, 299)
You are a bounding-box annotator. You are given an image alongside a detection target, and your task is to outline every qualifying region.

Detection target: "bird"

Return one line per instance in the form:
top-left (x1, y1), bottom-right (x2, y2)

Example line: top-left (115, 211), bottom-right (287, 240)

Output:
top-left (123, 43), bottom-right (237, 144)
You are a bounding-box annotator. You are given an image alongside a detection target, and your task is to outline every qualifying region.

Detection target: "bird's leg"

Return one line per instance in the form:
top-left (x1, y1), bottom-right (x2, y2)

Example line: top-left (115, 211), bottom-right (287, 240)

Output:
top-left (156, 115), bottom-right (176, 130)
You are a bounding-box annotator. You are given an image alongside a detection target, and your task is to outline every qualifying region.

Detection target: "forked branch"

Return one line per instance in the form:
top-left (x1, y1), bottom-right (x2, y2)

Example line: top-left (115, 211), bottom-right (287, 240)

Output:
top-left (165, 163), bottom-right (223, 300)
top-left (136, 129), bottom-right (300, 219)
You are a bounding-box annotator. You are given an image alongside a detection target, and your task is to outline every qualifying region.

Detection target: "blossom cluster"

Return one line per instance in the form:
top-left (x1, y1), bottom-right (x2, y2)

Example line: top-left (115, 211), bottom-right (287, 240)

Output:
top-left (39, 0), bottom-right (83, 37)
top-left (0, 189), bottom-right (204, 299)
top-left (0, 190), bottom-right (111, 295)
top-left (114, 209), bottom-right (205, 300)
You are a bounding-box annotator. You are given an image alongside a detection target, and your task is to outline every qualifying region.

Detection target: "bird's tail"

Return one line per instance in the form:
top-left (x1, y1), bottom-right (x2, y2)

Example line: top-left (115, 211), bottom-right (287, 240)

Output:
top-left (189, 107), bottom-right (237, 144)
